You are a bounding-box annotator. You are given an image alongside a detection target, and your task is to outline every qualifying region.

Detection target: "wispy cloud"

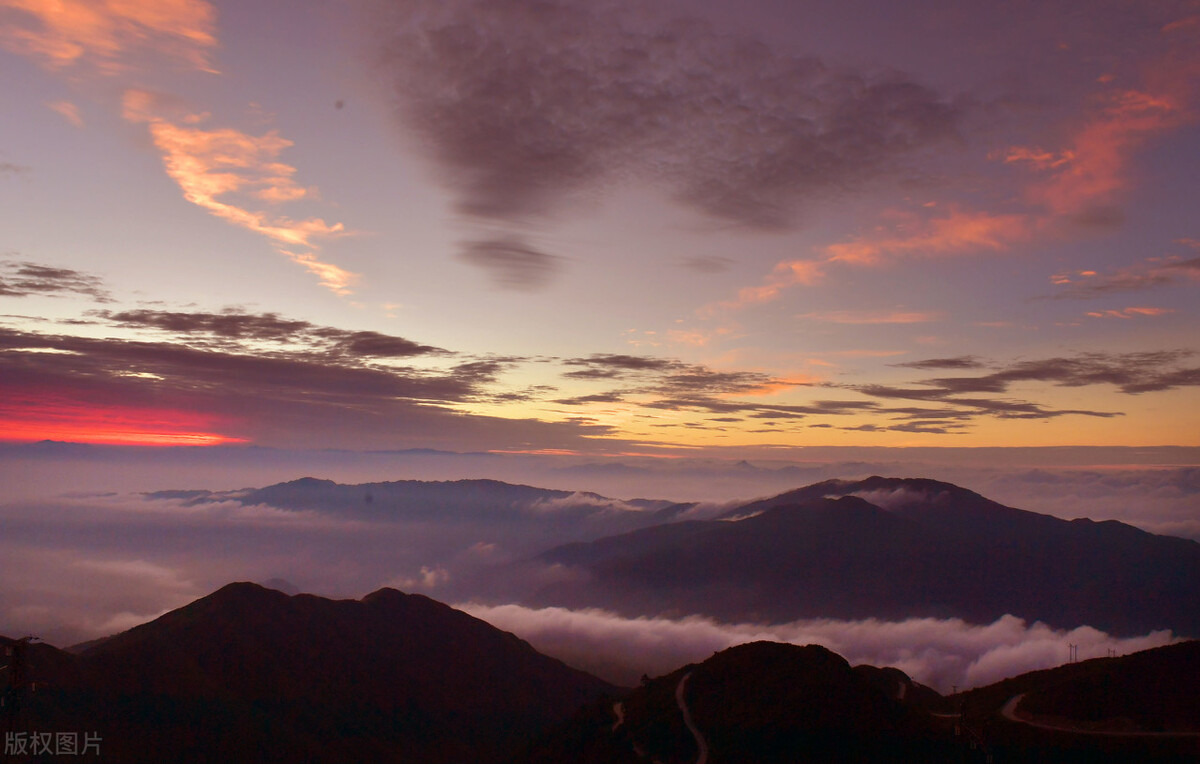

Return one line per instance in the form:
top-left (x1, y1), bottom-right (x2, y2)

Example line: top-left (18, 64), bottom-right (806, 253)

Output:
top-left (823, 207), bottom-right (1031, 266)
top-left (703, 207), bottom-right (1029, 316)
top-left (862, 350), bottom-right (1200, 398)
top-left (1047, 255), bottom-right (1200, 299)
top-left (46, 99), bottom-right (83, 127)
top-left (1018, 89), bottom-right (1184, 224)
top-left (1084, 306), bottom-right (1173, 319)
top-left (797, 310), bottom-right (943, 325)
top-left (122, 89), bottom-right (354, 294)
top-left (0, 258), bottom-right (111, 301)
top-left (0, 0), bottom-right (217, 74)
top-left (459, 237), bottom-right (562, 290)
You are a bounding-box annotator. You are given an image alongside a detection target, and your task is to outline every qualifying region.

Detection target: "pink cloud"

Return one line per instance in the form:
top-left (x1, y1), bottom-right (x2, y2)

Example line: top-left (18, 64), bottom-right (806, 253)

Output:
top-left (1085, 307), bottom-right (1174, 319)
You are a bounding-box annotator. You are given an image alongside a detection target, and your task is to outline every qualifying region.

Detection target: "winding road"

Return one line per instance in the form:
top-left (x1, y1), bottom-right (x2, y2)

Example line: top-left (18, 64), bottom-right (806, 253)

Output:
top-left (676, 672), bottom-right (710, 764)
top-left (1001, 693), bottom-right (1200, 738)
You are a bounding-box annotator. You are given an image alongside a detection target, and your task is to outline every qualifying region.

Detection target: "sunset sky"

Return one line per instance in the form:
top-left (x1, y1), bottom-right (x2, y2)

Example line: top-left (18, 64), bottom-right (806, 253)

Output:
top-left (2, 0), bottom-right (1198, 455)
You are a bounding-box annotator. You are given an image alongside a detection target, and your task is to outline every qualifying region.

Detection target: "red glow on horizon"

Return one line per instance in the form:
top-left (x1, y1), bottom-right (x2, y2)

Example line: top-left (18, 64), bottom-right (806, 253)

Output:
top-left (0, 400), bottom-right (246, 447)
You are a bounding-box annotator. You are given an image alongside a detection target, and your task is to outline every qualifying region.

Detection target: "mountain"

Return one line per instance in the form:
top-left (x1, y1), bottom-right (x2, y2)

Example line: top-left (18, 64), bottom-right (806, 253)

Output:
top-left (150, 476), bottom-right (685, 543)
top-left (2, 583), bottom-right (617, 763)
top-left (512, 641), bottom-right (957, 763)
top-left (516, 639), bottom-right (1200, 763)
top-left (525, 477), bottom-right (1200, 635)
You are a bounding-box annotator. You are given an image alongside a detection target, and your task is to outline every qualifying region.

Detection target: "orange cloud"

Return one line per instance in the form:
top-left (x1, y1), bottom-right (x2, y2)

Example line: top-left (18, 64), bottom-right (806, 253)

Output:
top-left (123, 89), bottom-right (355, 293)
top-left (1023, 89), bottom-right (1180, 218)
top-left (46, 99), bottom-right (83, 126)
top-left (0, 0), bottom-right (216, 73)
top-left (1001, 146), bottom-right (1075, 170)
top-left (700, 206), bottom-right (1027, 321)
top-left (278, 250), bottom-right (358, 297)
top-left (824, 207), bottom-right (1031, 265)
top-left (706, 259), bottom-right (824, 313)
top-left (1085, 307), bottom-right (1173, 319)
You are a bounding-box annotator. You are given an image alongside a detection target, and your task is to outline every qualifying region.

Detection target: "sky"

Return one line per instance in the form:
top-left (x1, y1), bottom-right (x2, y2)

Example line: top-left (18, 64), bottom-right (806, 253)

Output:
top-left (0, 0), bottom-right (1198, 456)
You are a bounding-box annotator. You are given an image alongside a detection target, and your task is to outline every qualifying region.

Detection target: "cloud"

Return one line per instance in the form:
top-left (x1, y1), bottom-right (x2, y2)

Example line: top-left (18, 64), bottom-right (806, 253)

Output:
top-left (369, 0), bottom-right (962, 275)
top-left (844, 351), bottom-right (1200, 422)
top-left (1019, 89), bottom-right (1183, 223)
top-left (459, 237), bottom-right (561, 290)
top-left (278, 250), bottom-right (358, 297)
top-left (92, 307), bottom-right (446, 358)
top-left (0, 0), bottom-right (217, 74)
top-left (46, 99), bottom-right (83, 127)
top-left (797, 310), bottom-right (943, 325)
top-left (1084, 306), bottom-right (1173, 319)
top-left (919, 351), bottom-right (1200, 395)
top-left (706, 207), bottom-right (1029, 315)
top-left (0, 161), bottom-right (30, 176)
top-left (709, 260), bottom-right (826, 313)
top-left (1047, 256), bottom-right (1200, 299)
top-left (709, 17), bottom-right (1200, 316)
top-left (679, 256), bottom-right (733, 274)
top-left (822, 207), bottom-right (1031, 266)
top-left (122, 89), bottom-right (353, 294)
top-left (0, 259), bottom-right (111, 301)
top-left (894, 356), bottom-right (985, 370)
top-left (0, 324), bottom-right (619, 450)
top-left (457, 603), bottom-right (1178, 692)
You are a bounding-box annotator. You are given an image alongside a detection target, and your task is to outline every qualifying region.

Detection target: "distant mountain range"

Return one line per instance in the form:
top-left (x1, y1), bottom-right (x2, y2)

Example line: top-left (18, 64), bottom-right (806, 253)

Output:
top-left (523, 476), bottom-right (1200, 636)
top-left (164, 474), bottom-right (1200, 636)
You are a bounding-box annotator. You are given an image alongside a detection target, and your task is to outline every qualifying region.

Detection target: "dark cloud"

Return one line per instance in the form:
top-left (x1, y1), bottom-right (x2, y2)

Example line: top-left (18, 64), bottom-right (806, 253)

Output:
top-left (552, 392), bottom-right (628, 405)
top-left (458, 237), bottom-right (562, 290)
top-left (0, 327), bottom-right (614, 451)
top-left (93, 308), bottom-right (446, 358)
top-left (0, 260), bottom-right (111, 302)
top-left (561, 353), bottom-right (682, 380)
top-left (99, 309), bottom-right (312, 341)
top-left (679, 255), bottom-right (734, 273)
top-left (370, 0), bottom-right (963, 271)
top-left (840, 350), bottom-right (1200, 424)
top-left (1046, 257), bottom-right (1200, 299)
top-left (921, 351), bottom-right (1198, 395)
top-left (894, 356), bottom-right (985, 370)
top-left (1163, 256), bottom-right (1200, 275)
top-left (322, 330), bottom-right (445, 359)
top-left (563, 353), bottom-right (679, 373)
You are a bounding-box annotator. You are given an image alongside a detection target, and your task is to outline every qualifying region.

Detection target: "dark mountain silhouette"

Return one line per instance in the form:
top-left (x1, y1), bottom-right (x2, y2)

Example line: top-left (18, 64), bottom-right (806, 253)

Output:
top-left (516, 640), bottom-right (1200, 763)
top-left (512, 641), bottom-right (956, 763)
top-left (526, 477), bottom-right (1200, 635)
top-left (2, 583), bottom-right (617, 763)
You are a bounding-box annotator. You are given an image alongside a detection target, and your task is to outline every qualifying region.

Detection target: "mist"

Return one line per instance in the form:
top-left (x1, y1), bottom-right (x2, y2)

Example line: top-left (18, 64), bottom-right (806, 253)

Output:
top-left (457, 603), bottom-right (1179, 692)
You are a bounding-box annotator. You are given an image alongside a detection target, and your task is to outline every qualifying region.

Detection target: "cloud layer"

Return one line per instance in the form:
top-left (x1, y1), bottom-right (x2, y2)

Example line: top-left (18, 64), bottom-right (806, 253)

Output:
top-left (458, 602), bottom-right (1178, 692)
